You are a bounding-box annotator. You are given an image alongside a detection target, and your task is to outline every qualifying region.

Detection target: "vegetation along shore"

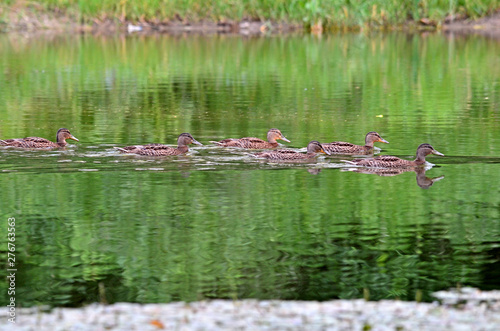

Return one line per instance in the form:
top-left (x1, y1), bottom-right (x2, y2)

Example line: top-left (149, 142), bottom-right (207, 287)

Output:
top-left (0, 0), bottom-right (499, 34)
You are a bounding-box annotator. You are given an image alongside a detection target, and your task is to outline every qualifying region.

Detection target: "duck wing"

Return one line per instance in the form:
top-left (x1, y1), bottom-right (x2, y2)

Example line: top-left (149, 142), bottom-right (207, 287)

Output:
top-left (214, 137), bottom-right (270, 148)
top-left (136, 144), bottom-right (179, 156)
top-left (211, 138), bottom-right (241, 147)
top-left (2, 137), bottom-right (57, 148)
top-left (254, 149), bottom-right (304, 160)
top-left (24, 137), bottom-right (53, 143)
top-left (115, 144), bottom-right (179, 156)
top-left (352, 155), bottom-right (414, 168)
top-left (237, 137), bottom-right (275, 149)
top-left (323, 141), bottom-right (363, 154)
top-left (0, 138), bottom-right (24, 146)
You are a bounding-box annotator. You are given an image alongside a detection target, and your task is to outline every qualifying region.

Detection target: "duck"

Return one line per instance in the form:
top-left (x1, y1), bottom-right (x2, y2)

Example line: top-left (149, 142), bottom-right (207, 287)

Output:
top-left (115, 133), bottom-right (202, 156)
top-left (253, 140), bottom-right (330, 161)
top-left (342, 143), bottom-right (444, 168)
top-left (323, 131), bottom-right (389, 155)
top-left (210, 128), bottom-right (290, 149)
top-left (0, 128), bottom-right (79, 148)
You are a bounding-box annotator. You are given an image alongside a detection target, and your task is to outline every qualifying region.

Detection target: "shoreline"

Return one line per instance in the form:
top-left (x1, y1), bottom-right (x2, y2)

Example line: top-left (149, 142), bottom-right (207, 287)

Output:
top-left (1, 6), bottom-right (499, 38)
top-left (1, 288), bottom-right (499, 330)
top-left (2, 298), bottom-right (499, 330)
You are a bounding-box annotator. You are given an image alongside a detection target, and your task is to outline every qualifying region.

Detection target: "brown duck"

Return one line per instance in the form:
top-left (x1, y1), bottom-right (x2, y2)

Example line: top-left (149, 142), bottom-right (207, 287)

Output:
top-left (253, 141), bottom-right (330, 161)
top-left (323, 131), bottom-right (389, 155)
top-left (0, 128), bottom-right (79, 148)
top-left (211, 128), bottom-right (290, 149)
top-left (342, 143), bottom-right (444, 168)
top-left (115, 133), bottom-right (202, 156)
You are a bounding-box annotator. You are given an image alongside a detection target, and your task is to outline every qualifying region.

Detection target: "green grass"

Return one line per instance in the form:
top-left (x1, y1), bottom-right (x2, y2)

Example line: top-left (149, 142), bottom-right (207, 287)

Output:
top-left (2, 0), bottom-right (499, 28)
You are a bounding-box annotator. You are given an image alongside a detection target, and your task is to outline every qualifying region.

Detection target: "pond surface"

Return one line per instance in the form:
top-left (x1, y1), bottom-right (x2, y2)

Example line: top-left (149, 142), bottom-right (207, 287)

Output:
top-left (0, 32), bottom-right (499, 307)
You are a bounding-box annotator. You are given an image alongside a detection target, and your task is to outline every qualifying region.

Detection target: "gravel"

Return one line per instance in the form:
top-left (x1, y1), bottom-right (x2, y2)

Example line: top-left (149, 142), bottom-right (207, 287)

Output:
top-left (2, 288), bottom-right (499, 331)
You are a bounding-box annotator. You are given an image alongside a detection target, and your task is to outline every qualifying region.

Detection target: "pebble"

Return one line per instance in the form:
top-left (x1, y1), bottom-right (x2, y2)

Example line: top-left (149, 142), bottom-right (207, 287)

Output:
top-left (1, 288), bottom-right (499, 330)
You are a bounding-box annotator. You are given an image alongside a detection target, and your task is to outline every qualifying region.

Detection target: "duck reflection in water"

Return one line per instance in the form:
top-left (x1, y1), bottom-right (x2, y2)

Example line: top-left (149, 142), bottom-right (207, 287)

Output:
top-left (342, 167), bottom-right (444, 189)
top-left (307, 168), bottom-right (323, 175)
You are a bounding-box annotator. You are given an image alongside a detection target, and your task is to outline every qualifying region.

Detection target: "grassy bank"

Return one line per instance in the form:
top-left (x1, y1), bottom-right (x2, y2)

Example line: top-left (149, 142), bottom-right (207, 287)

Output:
top-left (1, 0), bottom-right (499, 30)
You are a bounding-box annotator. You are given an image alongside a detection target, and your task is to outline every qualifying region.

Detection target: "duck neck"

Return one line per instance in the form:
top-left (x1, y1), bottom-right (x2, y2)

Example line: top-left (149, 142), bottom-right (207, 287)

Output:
top-left (414, 150), bottom-right (427, 164)
top-left (177, 145), bottom-right (189, 153)
top-left (267, 136), bottom-right (277, 143)
top-left (305, 152), bottom-right (318, 157)
top-left (56, 135), bottom-right (67, 147)
top-left (415, 168), bottom-right (427, 181)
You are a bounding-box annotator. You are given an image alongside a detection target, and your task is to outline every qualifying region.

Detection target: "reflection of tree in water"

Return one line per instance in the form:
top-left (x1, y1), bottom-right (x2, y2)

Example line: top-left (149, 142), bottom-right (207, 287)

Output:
top-left (341, 167), bottom-right (444, 189)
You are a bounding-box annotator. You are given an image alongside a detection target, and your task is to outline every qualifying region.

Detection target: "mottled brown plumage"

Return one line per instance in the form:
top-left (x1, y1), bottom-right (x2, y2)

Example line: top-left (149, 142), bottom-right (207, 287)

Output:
top-left (115, 133), bottom-right (202, 156)
top-left (211, 128), bottom-right (290, 149)
top-left (254, 141), bottom-right (330, 161)
top-left (342, 143), bottom-right (444, 168)
top-left (323, 131), bottom-right (389, 155)
top-left (0, 128), bottom-right (79, 148)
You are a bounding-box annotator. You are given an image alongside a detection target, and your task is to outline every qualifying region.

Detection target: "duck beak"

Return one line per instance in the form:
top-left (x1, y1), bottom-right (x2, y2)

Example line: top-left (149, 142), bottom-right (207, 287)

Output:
top-left (432, 149), bottom-right (444, 156)
top-left (192, 139), bottom-right (203, 146)
top-left (432, 175), bottom-right (445, 182)
top-left (69, 135), bottom-right (79, 142)
top-left (321, 147), bottom-right (331, 155)
top-left (379, 138), bottom-right (389, 144)
top-left (281, 136), bottom-right (291, 143)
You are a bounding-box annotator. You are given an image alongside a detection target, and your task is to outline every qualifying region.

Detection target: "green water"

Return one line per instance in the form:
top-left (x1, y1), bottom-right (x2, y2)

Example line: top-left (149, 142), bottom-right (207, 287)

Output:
top-left (0, 32), bottom-right (499, 307)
